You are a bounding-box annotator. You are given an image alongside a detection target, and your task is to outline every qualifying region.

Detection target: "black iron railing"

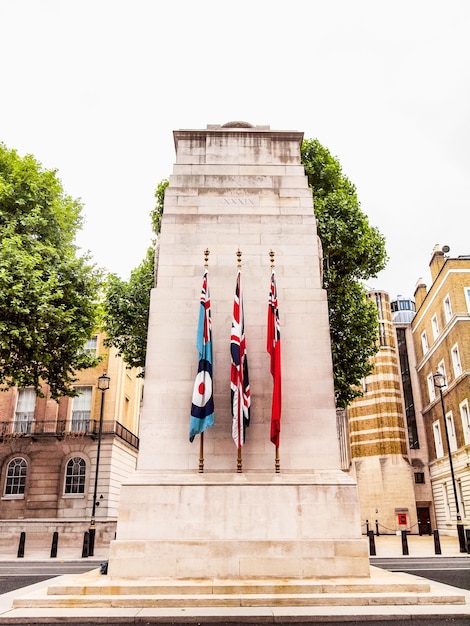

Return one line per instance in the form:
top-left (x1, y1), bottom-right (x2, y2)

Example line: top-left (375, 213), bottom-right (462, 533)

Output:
top-left (0, 419), bottom-right (139, 450)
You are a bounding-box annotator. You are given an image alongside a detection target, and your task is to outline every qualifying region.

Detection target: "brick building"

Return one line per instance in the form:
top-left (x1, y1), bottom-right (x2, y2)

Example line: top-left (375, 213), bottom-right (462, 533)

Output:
top-left (411, 246), bottom-right (470, 544)
top-left (0, 332), bottom-right (142, 557)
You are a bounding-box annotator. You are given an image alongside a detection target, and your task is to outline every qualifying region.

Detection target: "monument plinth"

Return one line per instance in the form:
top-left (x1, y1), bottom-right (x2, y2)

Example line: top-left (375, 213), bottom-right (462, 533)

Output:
top-left (108, 123), bottom-right (369, 579)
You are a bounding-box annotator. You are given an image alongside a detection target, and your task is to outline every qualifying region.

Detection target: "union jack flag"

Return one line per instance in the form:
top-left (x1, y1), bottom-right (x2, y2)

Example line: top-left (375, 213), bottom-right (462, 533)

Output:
top-left (231, 269), bottom-right (250, 448)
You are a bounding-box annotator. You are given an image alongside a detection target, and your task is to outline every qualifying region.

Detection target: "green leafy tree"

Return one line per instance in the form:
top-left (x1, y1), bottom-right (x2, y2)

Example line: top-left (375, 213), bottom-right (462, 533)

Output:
top-left (0, 143), bottom-right (102, 399)
top-left (301, 138), bottom-right (388, 406)
top-left (103, 179), bottom-right (167, 370)
top-left (103, 246), bottom-right (155, 370)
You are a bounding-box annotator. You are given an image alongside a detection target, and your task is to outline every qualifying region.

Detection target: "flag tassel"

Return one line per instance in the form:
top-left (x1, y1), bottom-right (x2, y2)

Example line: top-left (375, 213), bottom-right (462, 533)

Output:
top-left (275, 445), bottom-right (280, 473)
top-left (237, 447), bottom-right (242, 473)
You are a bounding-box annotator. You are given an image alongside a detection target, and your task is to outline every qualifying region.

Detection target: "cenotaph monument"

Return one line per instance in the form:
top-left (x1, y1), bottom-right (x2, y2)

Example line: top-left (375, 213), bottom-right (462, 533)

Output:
top-left (108, 122), bottom-right (369, 579)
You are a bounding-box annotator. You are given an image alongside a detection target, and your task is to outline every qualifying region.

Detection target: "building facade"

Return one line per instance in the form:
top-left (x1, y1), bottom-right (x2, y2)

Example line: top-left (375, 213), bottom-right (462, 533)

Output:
top-left (0, 333), bottom-right (142, 556)
top-left (347, 291), bottom-right (433, 535)
top-left (411, 247), bottom-right (470, 541)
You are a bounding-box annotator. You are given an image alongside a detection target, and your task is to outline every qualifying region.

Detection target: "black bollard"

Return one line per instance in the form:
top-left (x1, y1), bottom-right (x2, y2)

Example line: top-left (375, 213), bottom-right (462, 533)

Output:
top-left (365, 519), bottom-right (369, 534)
top-left (375, 519), bottom-right (380, 536)
top-left (368, 530), bottom-right (376, 556)
top-left (433, 529), bottom-right (442, 555)
top-left (465, 529), bottom-right (470, 554)
top-left (82, 531), bottom-right (90, 558)
top-left (401, 530), bottom-right (409, 555)
top-left (17, 532), bottom-right (25, 558)
top-left (50, 531), bottom-right (58, 558)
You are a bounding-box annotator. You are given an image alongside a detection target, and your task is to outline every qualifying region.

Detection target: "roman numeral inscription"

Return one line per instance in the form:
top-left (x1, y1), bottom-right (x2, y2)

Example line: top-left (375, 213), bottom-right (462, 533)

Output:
top-left (223, 197), bottom-right (257, 206)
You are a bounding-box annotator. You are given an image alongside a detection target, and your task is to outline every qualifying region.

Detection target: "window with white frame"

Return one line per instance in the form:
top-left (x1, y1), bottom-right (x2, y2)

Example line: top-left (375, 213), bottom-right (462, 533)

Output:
top-left (445, 412), bottom-right (457, 452)
top-left (431, 314), bottom-right (440, 340)
top-left (443, 483), bottom-right (451, 520)
top-left (465, 287), bottom-right (470, 313)
top-left (451, 343), bottom-right (462, 378)
top-left (443, 294), bottom-right (452, 323)
top-left (4, 457), bottom-right (27, 496)
top-left (421, 331), bottom-right (429, 355)
top-left (457, 481), bottom-right (466, 518)
top-left (14, 388), bottom-right (35, 434)
top-left (427, 373), bottom-right (436, 402)
top-left (71, 387), bottom-right (92, 432)
top-left (82, 335), bottom-right (98, 357)
top-left (460, 399), bottom-right (470, 445)
top-left (433, 420), bottom-right (444, 458)
top-left (437, 361), bottom-right (447, 385)
top-left (64, 457), bottom-right (86, 494)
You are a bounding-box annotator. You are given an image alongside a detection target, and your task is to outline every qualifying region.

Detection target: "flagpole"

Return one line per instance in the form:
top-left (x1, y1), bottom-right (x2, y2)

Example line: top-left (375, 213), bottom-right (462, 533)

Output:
top-left (193, 247), bottom-right (210, 472)
top-left (270, 249), bottom-right (281, 473)
top-left (236, 249), bottom-right (243, 473)
top-left (199, 432), bottom-right (204, 473)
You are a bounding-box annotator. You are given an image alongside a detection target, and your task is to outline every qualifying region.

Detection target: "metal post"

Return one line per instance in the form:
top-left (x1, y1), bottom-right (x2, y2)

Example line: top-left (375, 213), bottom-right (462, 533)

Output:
top-left (438, 387), bottom-right (466, 553)
top-left (433, 529), bottom-right (442, 555)
top-left (50, 531), bottom-right (58, 558)
top-left (82, 531), bottom-right (90, 558)
top-left (17, 532), bottom-right (25, 558)
top-left (401, 530), bottom-right (409, 555)
top-left (89, 373), bottom-right (110, 557)
top-left (367, 530), bottom-right (376, 556)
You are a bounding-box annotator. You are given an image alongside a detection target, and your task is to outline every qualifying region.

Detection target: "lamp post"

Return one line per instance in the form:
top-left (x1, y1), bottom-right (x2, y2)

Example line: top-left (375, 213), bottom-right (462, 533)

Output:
top-left (89, 372), bottom-right (110, 557)
top-left (433, 371), bottom-right (466, 553)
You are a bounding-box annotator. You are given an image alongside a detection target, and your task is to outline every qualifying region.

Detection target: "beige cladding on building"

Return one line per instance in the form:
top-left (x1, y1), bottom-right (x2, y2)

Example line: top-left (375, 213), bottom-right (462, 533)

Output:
top-left (347, 291), bottom-right (423, 534)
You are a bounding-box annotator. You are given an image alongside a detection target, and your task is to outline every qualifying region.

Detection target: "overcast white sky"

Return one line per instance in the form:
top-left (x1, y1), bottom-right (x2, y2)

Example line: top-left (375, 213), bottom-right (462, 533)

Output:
top-left (1, 0), bottom-right (469, 300)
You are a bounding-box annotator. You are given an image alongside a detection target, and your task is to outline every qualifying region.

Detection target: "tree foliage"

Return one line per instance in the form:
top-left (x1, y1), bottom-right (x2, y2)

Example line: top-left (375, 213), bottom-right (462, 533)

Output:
top-left (103, 246), bottom-right (155, 371)
top-left (150, 178), bottom-right (168, 235)
top-left (0, 143), bottom-right (102, 399)
top-left (301, 138), bottom-right (388, 406)
top-left (102, 180), bottom-right (166, 371)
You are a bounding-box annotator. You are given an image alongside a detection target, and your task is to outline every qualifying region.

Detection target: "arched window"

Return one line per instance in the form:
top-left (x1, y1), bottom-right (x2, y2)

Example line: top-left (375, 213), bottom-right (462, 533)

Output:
top-left (64, 457), bottom-right (86, 494)
top-left (4, 457), bottom-right (27, 496)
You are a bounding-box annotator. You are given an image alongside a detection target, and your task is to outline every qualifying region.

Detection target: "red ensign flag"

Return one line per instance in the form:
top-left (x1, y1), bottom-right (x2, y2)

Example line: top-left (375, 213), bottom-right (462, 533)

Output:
top-left (267, 269), bottom-right (282, 446)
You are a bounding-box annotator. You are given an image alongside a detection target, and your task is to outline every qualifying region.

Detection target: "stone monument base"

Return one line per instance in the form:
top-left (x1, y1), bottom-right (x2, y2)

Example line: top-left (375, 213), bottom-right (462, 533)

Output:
top-left (108, 470), bottom-right (370, 579)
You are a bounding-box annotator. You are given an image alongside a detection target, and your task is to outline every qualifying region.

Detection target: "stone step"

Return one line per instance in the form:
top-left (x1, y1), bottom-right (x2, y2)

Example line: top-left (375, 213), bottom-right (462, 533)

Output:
top-left (46, 579), bottom-right (432, 596)
top-left (12, 569), bottom-right (467, 610)
top-left (13, 591), bottom-right (466, 609)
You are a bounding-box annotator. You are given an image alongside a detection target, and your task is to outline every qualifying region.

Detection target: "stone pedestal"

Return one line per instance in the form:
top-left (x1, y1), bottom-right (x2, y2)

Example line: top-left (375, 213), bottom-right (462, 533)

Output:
top-left (108, 122), bottom-right (369, 579)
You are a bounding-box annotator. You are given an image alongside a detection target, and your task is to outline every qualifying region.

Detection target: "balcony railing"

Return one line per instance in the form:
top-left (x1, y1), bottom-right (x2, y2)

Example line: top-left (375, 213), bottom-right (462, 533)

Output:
top-left (0, 419), bottom-right (139, 450)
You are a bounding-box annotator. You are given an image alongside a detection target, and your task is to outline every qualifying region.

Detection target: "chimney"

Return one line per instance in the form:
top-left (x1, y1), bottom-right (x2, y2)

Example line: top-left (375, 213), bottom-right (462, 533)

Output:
top-left (429, 244), bottom-right (446, 282)
top-left (414, 277), bottom-right (427, 310)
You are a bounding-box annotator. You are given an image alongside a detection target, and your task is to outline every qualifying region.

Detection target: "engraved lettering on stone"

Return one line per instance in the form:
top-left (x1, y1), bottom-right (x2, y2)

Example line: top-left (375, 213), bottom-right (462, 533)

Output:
top-left (223, 197), bottom-right (256, 206)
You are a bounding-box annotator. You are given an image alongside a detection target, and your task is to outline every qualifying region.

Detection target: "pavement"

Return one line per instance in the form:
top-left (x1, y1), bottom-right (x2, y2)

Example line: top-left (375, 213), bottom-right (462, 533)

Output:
top-left (0, 534), bottom-right (468, 624)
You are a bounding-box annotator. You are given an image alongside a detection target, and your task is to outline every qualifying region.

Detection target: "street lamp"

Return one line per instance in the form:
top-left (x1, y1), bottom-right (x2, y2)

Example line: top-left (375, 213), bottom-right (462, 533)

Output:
top-left (433, 371), bottom-right (466, 552)
top-left (89, 372), bottom-right (110, 557)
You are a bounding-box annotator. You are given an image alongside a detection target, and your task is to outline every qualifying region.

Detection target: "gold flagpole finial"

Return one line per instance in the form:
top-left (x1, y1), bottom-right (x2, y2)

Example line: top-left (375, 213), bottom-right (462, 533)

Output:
top-left (204, 248), bottom-right (210, 268)
top-left (269, 249), bottom-right (275, 269)
top-left (236, 249), bottom-right (242, 269)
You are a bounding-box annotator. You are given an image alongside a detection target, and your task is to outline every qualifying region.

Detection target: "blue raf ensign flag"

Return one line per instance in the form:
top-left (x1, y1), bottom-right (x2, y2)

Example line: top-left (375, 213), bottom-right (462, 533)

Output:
top-left (189, 269), bottom-right (215, 442)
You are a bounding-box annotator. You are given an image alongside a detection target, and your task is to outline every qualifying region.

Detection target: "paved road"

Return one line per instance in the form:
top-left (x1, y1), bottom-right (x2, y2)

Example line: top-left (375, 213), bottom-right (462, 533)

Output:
top-left (0, 560), bottom-right (101, 594)
top-left (372, 556), bottom-right (470, 591)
